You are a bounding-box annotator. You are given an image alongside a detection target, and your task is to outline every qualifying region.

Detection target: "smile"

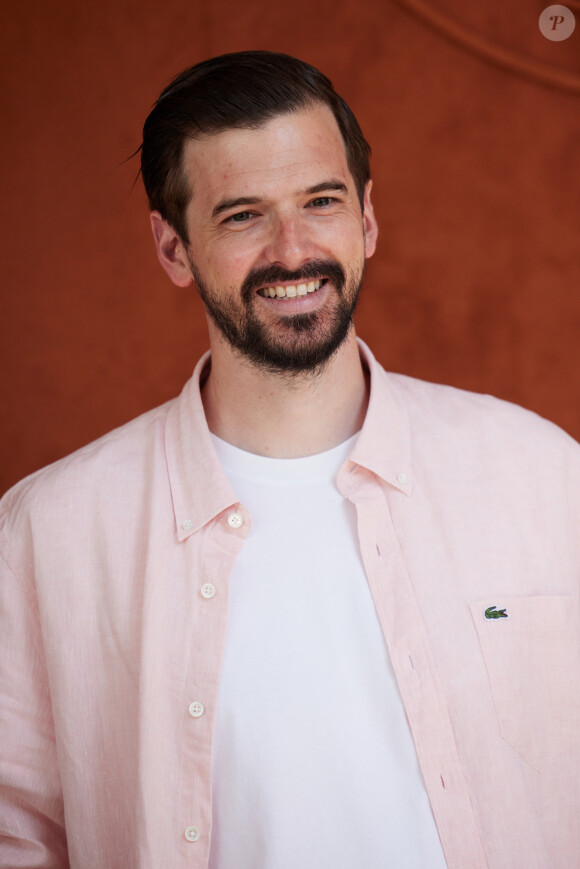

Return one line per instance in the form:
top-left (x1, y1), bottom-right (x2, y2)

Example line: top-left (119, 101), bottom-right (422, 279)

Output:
top-left (257, 279), bottom-right (324, 299)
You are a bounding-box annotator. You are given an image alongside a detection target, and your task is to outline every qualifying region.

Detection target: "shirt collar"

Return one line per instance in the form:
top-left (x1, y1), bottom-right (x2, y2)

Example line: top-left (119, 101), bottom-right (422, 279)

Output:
top-left (165, 350), bottom-right (240, 540)
top-left (348, 339), bottom-right (412, 496)
top-left (165, 339), bottom-right (413, 540)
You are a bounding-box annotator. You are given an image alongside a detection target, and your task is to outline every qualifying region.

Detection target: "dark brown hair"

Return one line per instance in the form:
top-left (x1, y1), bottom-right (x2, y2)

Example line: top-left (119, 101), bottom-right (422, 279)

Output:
top-left (140, 50), bottom-right (371, 242)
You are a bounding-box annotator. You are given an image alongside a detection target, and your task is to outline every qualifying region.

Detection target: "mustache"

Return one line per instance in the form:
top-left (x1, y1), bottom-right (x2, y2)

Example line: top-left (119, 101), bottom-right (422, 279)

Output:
top-left (241, 259), bottom-right (346, 302)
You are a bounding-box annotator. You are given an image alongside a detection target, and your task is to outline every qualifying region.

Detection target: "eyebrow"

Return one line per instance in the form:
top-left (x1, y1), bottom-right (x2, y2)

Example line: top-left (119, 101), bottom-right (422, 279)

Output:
top-left (303, 180), bottom-right (348, 196)
top-left (212, 196), bottom-right (261, 219)
top-left (211, 180), bottom-right (349, 219)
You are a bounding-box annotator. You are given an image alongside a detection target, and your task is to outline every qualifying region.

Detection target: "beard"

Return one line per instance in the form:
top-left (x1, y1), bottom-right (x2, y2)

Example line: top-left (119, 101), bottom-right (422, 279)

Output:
top-left (187, 255), bottom-right (366, 376)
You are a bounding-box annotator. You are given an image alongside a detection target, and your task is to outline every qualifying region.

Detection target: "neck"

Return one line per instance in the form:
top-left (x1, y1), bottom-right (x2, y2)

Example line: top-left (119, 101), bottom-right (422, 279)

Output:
top-left (201, 328), bottom-right (369, 458)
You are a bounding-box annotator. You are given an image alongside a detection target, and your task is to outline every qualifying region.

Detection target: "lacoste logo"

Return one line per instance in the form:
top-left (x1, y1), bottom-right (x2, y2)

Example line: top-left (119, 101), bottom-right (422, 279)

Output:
top-left (485, 605), bottom-right (508, 620)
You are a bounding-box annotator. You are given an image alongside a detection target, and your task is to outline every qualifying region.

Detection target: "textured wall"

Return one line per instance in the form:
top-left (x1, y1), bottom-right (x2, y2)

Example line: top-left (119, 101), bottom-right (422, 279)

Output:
top-left (1, 0), bottom-right (579, 494)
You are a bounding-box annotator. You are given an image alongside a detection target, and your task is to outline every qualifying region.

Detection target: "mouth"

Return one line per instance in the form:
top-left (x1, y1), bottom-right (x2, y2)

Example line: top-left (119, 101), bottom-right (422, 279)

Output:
top-left (256, 278), bottom-right (325, 299)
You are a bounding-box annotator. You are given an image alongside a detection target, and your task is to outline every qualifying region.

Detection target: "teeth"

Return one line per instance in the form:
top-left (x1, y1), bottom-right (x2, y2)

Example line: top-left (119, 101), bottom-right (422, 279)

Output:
top-left (259, 279), bottom-right (322, 299)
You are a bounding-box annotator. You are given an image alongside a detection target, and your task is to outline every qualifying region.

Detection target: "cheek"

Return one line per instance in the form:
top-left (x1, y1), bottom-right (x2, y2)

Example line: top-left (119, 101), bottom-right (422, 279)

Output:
top-left (228, 249), bottom-right (255, 274)
top-left (318, 214), bottom-right (365, 248)
top-left (212, 238), bottom-right (264, 283)
top-left (202, 249), bottom-right (253, 293)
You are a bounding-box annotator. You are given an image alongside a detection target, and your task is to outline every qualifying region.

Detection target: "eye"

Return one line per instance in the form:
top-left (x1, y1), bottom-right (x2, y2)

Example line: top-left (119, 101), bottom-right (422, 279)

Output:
top-left (226, 210), bottom-right (253, 223)
top-left (308, 197), bottom-right (334, 208)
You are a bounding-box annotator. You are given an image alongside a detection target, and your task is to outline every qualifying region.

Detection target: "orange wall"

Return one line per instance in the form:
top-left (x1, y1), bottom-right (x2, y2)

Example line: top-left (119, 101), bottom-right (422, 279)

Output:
top-left (1, 0), bottom-right (580, 494)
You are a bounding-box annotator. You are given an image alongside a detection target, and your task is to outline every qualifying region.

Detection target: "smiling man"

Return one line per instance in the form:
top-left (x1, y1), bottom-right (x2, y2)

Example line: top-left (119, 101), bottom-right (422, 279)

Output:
top-left (2, 51), bottom-right (580, 869)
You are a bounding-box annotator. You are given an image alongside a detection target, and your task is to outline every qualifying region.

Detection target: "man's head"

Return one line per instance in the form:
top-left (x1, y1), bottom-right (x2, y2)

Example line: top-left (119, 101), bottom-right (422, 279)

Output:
top-left (141, 50), bottom-right (371, 244)
top-left (145, 52), bottom-right (378, 376)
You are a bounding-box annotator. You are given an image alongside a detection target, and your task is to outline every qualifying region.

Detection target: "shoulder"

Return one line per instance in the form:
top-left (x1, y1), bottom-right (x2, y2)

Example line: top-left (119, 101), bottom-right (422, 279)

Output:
top-left (380, 372), bottom-right (580, 486)
top-left (0, 397), bottom-right (175, 525)
top-left (390, 370), bottom-right (575, 443)
top-left (361, 339), bottom-right (579, 459)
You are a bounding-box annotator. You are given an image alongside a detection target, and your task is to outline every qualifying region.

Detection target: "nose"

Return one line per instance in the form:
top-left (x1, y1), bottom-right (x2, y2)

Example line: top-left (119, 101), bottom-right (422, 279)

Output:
top-left (262, 212), bottom-right (317, 271)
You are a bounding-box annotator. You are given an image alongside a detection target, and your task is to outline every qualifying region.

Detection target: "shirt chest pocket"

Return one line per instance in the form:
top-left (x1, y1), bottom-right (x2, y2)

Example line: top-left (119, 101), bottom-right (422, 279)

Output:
top-left (470, 595), bottom-right (580, 769)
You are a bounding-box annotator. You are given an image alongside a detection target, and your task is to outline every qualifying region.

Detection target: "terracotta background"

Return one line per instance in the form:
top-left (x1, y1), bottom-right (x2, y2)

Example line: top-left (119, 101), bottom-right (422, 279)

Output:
top-left (1, 0), bottom-right (579, 495)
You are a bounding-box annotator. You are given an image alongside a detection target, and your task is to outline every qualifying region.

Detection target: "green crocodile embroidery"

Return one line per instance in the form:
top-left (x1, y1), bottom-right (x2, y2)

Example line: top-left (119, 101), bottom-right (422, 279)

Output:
top-left (484, 605), bottom-right (508, 619)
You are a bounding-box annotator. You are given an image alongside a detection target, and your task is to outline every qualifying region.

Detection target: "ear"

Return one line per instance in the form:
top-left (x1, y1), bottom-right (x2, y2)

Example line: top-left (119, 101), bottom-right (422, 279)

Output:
top-left (150, 211), bottom-right (193, 287)
top-left (361, 181), bottom-right (378, 259)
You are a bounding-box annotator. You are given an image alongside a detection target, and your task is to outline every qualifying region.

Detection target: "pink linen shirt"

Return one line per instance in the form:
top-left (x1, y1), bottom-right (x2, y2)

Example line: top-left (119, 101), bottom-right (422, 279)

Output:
top-left (1, 340), bottom-right (580, 868)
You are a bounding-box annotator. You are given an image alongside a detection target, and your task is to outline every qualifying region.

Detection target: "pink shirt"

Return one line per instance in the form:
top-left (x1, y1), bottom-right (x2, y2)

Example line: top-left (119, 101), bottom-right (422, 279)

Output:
top-left (1, 340), bottom-right (580, 868)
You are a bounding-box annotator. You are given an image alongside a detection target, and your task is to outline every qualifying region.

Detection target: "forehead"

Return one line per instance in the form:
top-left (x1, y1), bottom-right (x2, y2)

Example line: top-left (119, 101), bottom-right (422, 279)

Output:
top-left (181, 103), bottom-right (352, 209)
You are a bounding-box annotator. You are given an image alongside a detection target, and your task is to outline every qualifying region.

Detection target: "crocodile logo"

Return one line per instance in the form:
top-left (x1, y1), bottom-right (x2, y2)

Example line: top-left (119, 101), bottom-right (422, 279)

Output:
top-left (485, 605), bottom-right (508, 620)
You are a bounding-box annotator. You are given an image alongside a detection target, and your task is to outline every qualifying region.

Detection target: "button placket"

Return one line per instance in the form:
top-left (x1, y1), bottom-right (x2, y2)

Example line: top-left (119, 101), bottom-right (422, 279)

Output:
top-left (177, 504), bottom-right (247, 862)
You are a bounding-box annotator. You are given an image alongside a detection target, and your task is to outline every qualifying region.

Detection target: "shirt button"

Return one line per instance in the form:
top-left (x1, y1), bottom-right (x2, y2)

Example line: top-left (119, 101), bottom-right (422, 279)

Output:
top-left (397, 472), bottom-right (408, 484)
top-left (200, 583), bottom-right (216, 599)
top-left (184, 826), bottom-right (200, 842)
top-left (189, 701), bottom-right (205, 718)
top-left (227, 511), bottom-right (243, 529)
top-left (182, 519), bottom-right (193, 530)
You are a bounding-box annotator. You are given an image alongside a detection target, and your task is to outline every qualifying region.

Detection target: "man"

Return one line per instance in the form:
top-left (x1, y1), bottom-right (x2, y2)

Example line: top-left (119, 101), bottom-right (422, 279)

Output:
top-left (1, 51), bottom-right (579, 869)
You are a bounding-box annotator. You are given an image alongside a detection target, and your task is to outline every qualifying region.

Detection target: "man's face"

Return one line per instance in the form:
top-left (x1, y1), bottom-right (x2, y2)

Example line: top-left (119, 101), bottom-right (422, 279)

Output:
top-left (157, 103), bottom-right (377, 374)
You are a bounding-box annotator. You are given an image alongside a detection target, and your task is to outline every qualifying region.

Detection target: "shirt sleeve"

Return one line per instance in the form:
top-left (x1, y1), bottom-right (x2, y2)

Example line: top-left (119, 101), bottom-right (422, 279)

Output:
top-left (0, 548), bottom-right (69, 868)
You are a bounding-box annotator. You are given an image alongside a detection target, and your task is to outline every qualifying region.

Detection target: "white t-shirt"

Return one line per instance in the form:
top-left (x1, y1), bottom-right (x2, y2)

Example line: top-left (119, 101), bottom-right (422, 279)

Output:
top-left (208, 434), bottom-right (447, 869)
